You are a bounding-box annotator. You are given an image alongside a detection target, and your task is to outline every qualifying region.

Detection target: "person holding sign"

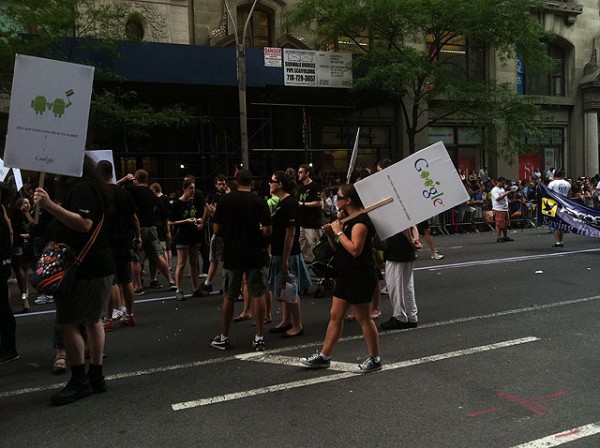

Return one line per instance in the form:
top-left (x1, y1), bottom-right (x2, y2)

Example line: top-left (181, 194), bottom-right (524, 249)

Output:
top-left (300, 183), bottom-right (381, 373)
top-left (33, 156), bottom-right (115, 405)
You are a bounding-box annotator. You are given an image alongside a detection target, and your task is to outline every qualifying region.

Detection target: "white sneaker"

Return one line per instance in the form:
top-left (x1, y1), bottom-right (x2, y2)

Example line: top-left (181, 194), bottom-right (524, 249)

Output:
top-left (431, 252), bottom-right (444, 260)
top-left (112, 308), bottom-right (125, 320)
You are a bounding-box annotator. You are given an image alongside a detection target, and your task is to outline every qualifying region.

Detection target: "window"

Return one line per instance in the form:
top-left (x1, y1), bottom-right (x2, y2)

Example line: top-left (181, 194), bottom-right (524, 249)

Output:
top-left (125, 17), bottom-right (144, 42)
top-left (517, 43), bottom-right (565, 96)
top-left (426, 33), bottom-right (485, 81)
top-left (237, 6), bottom-right (272, 48)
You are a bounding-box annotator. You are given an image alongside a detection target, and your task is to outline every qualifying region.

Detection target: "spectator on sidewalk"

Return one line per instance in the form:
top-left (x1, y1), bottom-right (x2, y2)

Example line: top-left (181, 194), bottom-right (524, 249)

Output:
top-left (491, 177), bottom-right (514, 243)
top-left (548, 168), bottom-right (571, 247)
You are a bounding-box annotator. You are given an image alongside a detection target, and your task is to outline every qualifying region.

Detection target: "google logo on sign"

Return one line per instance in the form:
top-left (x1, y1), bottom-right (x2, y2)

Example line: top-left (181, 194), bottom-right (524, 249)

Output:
top-left (414, 158), bottom-right (445, 206)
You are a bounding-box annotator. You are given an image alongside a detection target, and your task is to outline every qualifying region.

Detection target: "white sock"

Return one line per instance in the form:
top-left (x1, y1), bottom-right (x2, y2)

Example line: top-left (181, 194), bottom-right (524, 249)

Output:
top-left (319, 352), bottom-right (330, 360)
top-left (220, 334), bottom-right (229, 342)
top-left (254, 335), bottom-right (264, 342)
top-left (204, 281), bottom-right (211, 286)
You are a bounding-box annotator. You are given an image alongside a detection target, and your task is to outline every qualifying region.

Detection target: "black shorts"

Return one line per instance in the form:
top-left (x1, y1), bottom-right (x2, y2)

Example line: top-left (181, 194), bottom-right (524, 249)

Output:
top-left (332, 268), bottom-right (378, 304)
top-left (417, 220), bottom-right (430, 234)
top-left (111, 246), bottom-right (133, 284)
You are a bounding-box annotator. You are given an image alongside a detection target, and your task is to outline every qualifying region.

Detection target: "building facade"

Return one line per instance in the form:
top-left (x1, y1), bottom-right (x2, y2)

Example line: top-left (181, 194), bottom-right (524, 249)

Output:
top-left (2, 1), bottom-right (600, 187)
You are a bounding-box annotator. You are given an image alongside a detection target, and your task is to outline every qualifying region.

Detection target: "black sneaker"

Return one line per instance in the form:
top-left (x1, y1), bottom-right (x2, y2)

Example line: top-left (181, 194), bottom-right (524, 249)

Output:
top-left (252, 338), bottom-right (265, 352)
top-left (503, 237), bottom-right (514, 242)
top-left (357, 356), bottom-right (382, 373)
top-left (175, 291), bottom-right (186, 301)
top-left (89, 376), bottom-right (107, 394)
top-left (496, 238), bottom-right (506, 243)
top-left (202, 283), bottom-right (213, 295)
top-left (169, 282), bottom-right (177, 291)
top-left (50, 377), bottom-right (93, 406)
top-left (553, 242), bottom-right (564, 247)
top-left (0, 351), bottom-right (19, 366)
top-left (149, 280), bottom-right (163, 289)
top-left (209, 335), bottom-right (230, 350)
top-left (300, 352), bottom-right (331, 369)
top-left (380, 317), bottom-right (418, 331)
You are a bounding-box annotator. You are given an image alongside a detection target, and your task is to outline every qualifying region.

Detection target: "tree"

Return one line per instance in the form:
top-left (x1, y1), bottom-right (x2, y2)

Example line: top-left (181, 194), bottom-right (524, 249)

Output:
top-left (286, 0), bottom-right (556, 161)
top-left (0, 0), bottom-right (196, 142)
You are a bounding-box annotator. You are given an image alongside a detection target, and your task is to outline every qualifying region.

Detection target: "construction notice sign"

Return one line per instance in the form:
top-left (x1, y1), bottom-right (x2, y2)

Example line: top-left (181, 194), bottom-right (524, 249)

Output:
top-left (4, 55), bottom-right (94, 177)
top-left (283, 49), bottom-right (352, 88)
top-left (354, 141), bottom-right (469, 240)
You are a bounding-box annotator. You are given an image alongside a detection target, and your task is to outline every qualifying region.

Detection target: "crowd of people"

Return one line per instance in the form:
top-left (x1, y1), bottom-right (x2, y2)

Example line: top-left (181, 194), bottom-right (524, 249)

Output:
top-left (1, 156), bottom-right (598, 406)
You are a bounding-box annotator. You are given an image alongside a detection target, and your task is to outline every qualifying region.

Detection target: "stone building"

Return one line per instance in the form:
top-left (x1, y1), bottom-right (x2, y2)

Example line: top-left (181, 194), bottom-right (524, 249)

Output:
top-left (2, 1), bottom-right (600, 184)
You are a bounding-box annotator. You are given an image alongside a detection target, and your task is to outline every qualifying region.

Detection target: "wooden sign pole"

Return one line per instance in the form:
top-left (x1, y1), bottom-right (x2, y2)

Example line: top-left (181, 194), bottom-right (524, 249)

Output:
top-left (340, 196), bottom-right (393, 224)
top-left (34, 171), bottom-right (45, 225)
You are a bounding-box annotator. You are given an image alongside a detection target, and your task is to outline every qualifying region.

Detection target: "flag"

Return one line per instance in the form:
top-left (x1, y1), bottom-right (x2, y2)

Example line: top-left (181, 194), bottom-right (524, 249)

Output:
top-left (537, 184), bottom-right (600, 238)
top-left (65, 89), bottom-right (74, 97)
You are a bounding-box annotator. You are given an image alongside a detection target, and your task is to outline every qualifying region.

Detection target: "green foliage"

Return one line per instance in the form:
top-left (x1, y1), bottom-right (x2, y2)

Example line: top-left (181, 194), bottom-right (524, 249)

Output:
top-left (90, 90), bottom-right (197, 140)
top-left (0, 0), bottom-right (196, 140)
top-left (286, 0), bottom-right (557, 157)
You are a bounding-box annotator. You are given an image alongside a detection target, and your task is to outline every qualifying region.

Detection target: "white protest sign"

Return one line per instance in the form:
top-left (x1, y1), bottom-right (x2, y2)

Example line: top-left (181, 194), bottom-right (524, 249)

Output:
top-left (86, 149), bottom-right (116, 182)
top-left (354, 141), bottom-right (469, 240)
top-left (13, 168), bottom-right (23, 191)
top-left (0, 158), bottom-right (9, 182)
top-left (4, 55), bottom-right (94, 177)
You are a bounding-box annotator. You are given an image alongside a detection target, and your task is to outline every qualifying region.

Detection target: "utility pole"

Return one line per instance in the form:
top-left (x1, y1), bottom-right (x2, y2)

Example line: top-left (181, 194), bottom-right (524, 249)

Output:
top-left (226, 0), bottom-right (259, 170)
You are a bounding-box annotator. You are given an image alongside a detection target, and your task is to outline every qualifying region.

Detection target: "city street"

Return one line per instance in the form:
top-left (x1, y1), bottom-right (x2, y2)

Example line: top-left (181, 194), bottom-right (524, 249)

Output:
top-left (1, 227), bottom-right (599, 447)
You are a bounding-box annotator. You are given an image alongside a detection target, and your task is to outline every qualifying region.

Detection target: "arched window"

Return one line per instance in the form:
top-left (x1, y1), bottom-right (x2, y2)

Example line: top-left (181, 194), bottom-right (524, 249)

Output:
top-left (517, 43), bottom-right (565, 96)
top-left (125, 16), bottom-right (144, 42)
top-left (236, 6), bottom-right (273, 48)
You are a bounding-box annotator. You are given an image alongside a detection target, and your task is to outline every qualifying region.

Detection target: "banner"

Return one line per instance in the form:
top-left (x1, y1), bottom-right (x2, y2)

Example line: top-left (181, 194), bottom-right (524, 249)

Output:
top-left (537, 184), bottom-right (600, 238)
top-left (283, 49), bottom-right (352, 88)
top-left (354, 141), bottom-right (469, 240)
top-left (4, 55), bottom-right (94, 177)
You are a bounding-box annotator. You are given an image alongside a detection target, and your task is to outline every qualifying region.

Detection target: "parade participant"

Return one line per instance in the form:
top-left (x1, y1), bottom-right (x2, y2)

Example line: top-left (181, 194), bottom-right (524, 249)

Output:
top-left (169, 179), bottom-right (203, 301)
top-left (297, 164), bottom-right (323, 263)
top-left (33, 155), bottom-right (115, 405)
top-left (202, 174), bottom-right (228, 295)
top-left (300, 183), bottom-right (381, 373)
top-left (8, 197), bottom-right (33, 312)
top-left (268, 171), bottom-right (311, 338)
top-left (0, 187), bottom-right (18, 365)
top-left (209, 169), bottom-right (272, 351)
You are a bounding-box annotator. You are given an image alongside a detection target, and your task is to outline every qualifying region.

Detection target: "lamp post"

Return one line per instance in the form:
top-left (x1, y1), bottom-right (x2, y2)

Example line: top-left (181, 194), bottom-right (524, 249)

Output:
top-left (225, 0), bottom-right (259, 170)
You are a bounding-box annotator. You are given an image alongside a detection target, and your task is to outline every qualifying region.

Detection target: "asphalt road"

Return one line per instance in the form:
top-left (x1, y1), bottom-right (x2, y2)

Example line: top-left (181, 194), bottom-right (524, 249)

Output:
top-left (2, 227), bottom-right (599, 448)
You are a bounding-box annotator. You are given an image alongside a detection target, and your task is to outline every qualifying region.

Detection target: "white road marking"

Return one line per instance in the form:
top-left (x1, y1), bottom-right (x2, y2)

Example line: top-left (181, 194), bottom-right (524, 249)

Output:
top-left (16, 248), bottom-right (599, 319)
top-left (4, 295), bottom-right (598, 400)
top-left (510, 421), bottom-right (600, 447)
top-left (171, 337), bottom-right (540, 411)
top-left (415, 248), bottom-right (600, 272)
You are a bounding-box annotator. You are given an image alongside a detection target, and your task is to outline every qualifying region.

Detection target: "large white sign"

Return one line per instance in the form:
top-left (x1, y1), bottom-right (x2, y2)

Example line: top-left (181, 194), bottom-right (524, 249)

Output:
top-left (283, 49), bottom-right (352, 88)
top-left (4, 55), bottom-right (94, 177)
top-left (354, 141), bottom-right (469, 240)
top-left (86, 149), bottom-right (116, 182)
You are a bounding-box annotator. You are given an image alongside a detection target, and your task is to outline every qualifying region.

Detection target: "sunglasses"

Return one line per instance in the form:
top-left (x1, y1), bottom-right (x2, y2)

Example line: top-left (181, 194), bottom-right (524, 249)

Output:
top-left (337, 195), bottom-right (346, 200)
top-left (269, 178), bottom-right (280, 184)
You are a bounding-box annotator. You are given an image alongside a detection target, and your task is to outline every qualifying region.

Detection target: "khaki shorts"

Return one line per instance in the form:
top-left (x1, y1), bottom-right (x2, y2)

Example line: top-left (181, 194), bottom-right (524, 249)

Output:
top-left (55, 275), bottom-right (114, 325)
top-left (140, 226), bottom-right (164, 264)
top-left (223, 267), bottom-right (268, 299)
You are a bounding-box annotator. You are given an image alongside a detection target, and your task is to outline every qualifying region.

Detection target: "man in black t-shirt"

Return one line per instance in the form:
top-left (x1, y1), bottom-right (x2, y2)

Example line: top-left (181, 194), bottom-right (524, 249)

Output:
top-left (297, 164), bottom-right (322, 263)
top-left (126, 170), bottom-right (175, 291)
top-left (209, 169), bottom-right (272, 351)
top-left (97, 161), bottom-right (141, 328)
top-left (201, 174), bottom-right (228, 295)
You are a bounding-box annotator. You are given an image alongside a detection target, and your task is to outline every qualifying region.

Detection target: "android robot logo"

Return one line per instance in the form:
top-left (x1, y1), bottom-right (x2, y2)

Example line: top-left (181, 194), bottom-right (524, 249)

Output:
top-left (31, 95), bottom-right (48, 115)
top-left (30, 90), bottom-right (74, 117)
